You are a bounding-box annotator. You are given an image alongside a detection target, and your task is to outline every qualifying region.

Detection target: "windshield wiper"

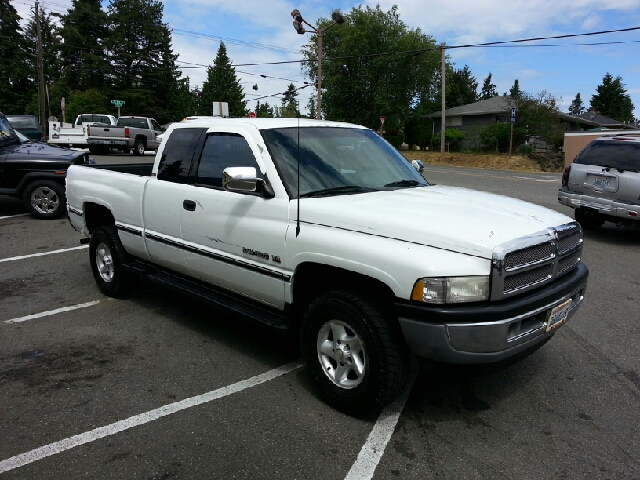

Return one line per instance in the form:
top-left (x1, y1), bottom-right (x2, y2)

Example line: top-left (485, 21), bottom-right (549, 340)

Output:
top-left (301, 185), bottom-right (377, 198)
top-left (383, 179), bottom-right (423, 188)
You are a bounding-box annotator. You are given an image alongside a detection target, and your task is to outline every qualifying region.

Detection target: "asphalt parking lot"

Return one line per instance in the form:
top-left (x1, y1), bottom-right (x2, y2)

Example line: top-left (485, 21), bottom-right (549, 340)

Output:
top-left (1, 161), bottom-right (639, 479)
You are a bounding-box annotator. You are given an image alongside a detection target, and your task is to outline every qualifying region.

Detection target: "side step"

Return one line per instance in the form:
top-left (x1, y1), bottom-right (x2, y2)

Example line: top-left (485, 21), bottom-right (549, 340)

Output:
top-left (123, 260), bottom-right (288, 332)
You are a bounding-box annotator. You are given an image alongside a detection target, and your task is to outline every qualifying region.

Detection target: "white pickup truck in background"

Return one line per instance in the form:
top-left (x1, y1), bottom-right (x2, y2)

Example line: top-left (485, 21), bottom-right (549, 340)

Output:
top-left (48, 114), bottom-right (118, 148)
top-left (66, 118), bottom-right (589, 415)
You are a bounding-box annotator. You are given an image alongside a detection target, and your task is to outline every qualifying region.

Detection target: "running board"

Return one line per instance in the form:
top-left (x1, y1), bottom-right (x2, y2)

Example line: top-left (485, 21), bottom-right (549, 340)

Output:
top-left (123, 260), bottom-right (288, 332)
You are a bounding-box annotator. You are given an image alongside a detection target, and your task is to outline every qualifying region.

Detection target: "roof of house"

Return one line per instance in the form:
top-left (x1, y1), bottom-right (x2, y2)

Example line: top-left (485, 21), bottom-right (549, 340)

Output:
top-left (424, 95), bottom-right (512, 118)
top-left (576, 111), bottom-right (627, 127)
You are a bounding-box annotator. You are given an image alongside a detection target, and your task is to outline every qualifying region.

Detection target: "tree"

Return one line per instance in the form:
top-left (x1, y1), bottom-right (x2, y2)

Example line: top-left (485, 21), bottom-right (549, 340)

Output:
top-left (306, 97), bottom-right (316, 119)
top-left (446, 65), bottom-right (478, 108)
top-left (513, 90), bottom-right (564, 149)
top-left (509, 79), bottom-right (523, 100)
top-left (301, 5), bottom-right (439, 128)
top-left (200, 42), bottom-right (247, 117)
top-left (590, 73), bottom-right (635, 122)
top-left (279, 83), bottom-right (300, 118)
top-left (480, 73), bottom-right (497, 100)
top-left (65, 89), bottom-right (108, 121)
top-left (24, 6), bottom-right (62, 117)
top-left (0, 0), bottom-right (33, 114)
top-left (568, 93), bottom-right (584, 115)
top-left (255, 101), bottom-right (274, 118)
top-left (58, 0), bottom-right (109, 93)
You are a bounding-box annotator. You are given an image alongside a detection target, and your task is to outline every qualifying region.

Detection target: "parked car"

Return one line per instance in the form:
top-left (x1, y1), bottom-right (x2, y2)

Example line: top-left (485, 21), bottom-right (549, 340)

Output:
top-left (48, 113), bottom-right (118, 148)
top-left (5, 115), bottom-right (43, 142)
top-left (558, 136), bottom-right (640, 229)
top-left (86, 116), bottom-right (164, 155)
top-left (0, 111), bottom-right (94, 219)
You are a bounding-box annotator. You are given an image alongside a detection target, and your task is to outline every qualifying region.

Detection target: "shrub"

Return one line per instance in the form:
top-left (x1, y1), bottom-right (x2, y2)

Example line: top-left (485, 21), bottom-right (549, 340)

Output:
top-left (479, 123), bottom-right (511, 152)
top-left (432, 129), bottom-right (465, 151)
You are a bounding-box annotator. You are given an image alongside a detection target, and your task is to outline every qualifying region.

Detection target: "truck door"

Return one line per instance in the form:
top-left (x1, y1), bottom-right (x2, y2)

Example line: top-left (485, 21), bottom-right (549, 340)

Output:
top-left (180, 131), bottom-right (288, 309)
top-left (142, 127), bottom-right (207, 276)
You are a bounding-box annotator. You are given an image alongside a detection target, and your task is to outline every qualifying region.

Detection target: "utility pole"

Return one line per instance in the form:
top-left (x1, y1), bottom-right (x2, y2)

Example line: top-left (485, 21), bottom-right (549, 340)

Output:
top-left (440, 43), bottom-right (446, 153)
top-left (316, 31), bottom-right (323, 120)
top-left (35, 2), bottom-right (46, 136)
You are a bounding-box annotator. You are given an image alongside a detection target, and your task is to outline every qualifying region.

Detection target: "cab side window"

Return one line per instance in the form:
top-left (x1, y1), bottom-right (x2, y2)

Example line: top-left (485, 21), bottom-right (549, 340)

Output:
top-left (195, 133), bottom-right (262, 188)
top-left (157, 128), bottom-right (207, 183)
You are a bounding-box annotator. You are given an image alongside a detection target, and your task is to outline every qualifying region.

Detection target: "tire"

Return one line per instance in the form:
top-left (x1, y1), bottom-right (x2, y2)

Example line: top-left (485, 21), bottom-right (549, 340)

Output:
top-left (133, 139), bottom-right (145, 156)
top-left (89, 225), bottom-right (137, 298)
top-left (23, 180), bottom-right (66, 219)
top-left (300, 290), bottom-right (408, 416)
top-left (88, 145), bottom-right (99, 155)
top-left (575, 208), bottom-right (604, 230)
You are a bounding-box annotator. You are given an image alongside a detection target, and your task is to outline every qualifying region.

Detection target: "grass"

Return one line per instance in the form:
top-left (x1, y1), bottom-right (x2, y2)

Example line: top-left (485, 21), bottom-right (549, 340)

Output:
top-left (401, 150), bottom-right (563, 173)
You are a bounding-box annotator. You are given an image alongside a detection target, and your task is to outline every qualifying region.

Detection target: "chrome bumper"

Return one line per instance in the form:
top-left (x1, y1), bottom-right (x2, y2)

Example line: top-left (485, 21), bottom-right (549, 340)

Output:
top-left (558, 188), bottom-right (640, 221)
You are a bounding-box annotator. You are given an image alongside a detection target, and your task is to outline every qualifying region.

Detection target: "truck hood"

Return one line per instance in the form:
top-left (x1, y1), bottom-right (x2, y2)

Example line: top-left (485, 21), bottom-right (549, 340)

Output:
top-left (298, 185), bottom-right (572, 258)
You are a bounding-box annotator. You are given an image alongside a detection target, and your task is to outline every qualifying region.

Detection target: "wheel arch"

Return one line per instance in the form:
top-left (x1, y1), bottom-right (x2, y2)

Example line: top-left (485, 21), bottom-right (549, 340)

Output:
top-left (84, 202), bottom-right (115, 234)
top-left (289, 262), bottom-right (397, 330)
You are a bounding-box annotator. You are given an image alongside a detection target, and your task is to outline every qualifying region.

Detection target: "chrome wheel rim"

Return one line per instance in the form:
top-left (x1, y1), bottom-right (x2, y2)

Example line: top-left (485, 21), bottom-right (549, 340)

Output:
top-left (31, 187), bottom-right (60, 215)
top-left (95, 242), bottom-right (115, 282)
top-left (317, 320), bottom-right (365, 389)
top-left (137, 143), bottom-right (145, 155)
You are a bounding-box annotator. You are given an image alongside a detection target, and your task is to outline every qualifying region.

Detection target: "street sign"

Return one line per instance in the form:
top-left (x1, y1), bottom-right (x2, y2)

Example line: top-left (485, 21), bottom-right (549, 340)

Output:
top-left (111, 99), bottom-right (125, 108)
top-left (379, 115), bottom-right (386, 126)
top-left (249, 111), bottom-right (256, 118)
top-left (510, 107), bottom-right (516, 123)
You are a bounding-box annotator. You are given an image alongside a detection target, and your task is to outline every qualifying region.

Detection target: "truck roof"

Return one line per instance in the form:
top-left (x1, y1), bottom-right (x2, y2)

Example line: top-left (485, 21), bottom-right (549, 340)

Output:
top-left (176, 117), bottom-right (366, 130)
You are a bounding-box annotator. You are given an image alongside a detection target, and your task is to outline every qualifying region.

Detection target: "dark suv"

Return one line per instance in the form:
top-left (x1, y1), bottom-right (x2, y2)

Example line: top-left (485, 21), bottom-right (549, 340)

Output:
top-left (0, 112), bottom-right (93, 219)
top-left (558, 136), bottom-right (640, 229)
top-left (4, 114), bottom-right (43, 142)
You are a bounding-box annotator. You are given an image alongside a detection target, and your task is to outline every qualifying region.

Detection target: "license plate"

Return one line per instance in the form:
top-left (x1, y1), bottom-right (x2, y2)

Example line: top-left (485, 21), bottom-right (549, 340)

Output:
top-left (547, 299), bottom-right (572, 332)
top-left (592, 176), bottom-right (610, 187)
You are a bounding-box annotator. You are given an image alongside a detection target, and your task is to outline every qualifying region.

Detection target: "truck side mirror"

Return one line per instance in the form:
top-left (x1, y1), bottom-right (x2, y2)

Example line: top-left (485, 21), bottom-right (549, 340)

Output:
top-left (222, 167), bottom-right (274, 198)
top-left (411, 159), bottom-right (425, 174)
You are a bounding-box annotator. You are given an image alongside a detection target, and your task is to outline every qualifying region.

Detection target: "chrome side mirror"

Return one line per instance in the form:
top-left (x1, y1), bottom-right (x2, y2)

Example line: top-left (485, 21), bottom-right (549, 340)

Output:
top-left (411, 159), bottom-right (425, 174)
top-left (222, 167), bottom-right (257, 192)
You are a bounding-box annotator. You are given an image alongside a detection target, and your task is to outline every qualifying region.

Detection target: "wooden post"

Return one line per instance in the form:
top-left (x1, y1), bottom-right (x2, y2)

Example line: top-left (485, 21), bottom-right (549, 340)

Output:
top-left (440, 43), bottom-right (446, 153)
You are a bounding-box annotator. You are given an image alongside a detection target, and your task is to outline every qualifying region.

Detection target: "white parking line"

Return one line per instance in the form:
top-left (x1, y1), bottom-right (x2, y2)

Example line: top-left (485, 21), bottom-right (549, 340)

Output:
top-left (0, 245), bottom-right (88, 263)
top-left (2, 301), bottom-right (101, 325)
top-left (0, 360), bottom-right (303, 473)
top-left (344, 367), bottom-right (418, 480)
top-left (0, 213), bottom-right (30, 220)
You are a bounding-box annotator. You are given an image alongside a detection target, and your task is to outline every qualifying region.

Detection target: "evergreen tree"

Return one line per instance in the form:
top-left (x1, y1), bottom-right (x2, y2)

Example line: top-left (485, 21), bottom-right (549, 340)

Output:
top-left (509, 79), bottom-right (523, 100)
top-left (200, 42), bottom-right (247, 117)
top-left (306, 96), bottom-right (316, 119)
top-left (0, 0), bottom-right (33, 113)
top-left (280, 83), bottom-right (300, 118)
top-left (569, 93), bottom-right (584, 115)
top-left (24, 7), bottom-right (62, 117)
top-left (446, 65), bottom-right (478, 108)
top-left (58, 0), bottom-right (109, 93)
top-left (590, 73), bottom-right (635, 122)
top-left (480, 73), bottom-right (497, 100)
top-left (255, 101), bottom-right (274, 118)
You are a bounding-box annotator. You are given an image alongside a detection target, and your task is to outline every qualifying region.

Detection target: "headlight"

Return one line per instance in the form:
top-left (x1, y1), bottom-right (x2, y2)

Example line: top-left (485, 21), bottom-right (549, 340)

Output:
top-left (411, 276), bottom-right (490, 304)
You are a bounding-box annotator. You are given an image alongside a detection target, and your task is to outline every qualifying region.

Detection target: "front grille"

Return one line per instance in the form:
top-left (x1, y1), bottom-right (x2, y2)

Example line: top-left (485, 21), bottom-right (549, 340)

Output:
top-left (492, 223), bottom-right (583, 300)
top-left (504, 242), bottom-right (553, 269)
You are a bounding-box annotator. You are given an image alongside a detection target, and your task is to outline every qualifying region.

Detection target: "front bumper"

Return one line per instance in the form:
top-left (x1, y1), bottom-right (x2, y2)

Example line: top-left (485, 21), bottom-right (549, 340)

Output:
top-left (395, 263), bottom-right (588, 364)
top-left (558, 187), bottom-right (640, 221)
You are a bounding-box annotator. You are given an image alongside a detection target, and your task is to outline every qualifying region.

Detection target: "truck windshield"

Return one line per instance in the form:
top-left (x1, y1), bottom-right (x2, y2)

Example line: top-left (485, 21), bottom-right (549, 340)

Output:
top-left (261, 127), bottom-right (428, 198)
top-left (0, 116), bottom-right (19, 146)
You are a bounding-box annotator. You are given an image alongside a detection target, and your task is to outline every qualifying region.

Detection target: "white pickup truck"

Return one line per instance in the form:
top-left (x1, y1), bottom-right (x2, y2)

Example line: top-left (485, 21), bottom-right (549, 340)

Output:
top-left (48, 114), bottom-right (118, 148)
top-left (66, 118), bottom-right (589, 415)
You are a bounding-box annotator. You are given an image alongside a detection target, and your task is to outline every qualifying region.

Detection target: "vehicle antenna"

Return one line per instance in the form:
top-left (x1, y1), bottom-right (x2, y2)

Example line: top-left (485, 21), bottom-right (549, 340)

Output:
top-left (296, 117), bottom-right (301, 237)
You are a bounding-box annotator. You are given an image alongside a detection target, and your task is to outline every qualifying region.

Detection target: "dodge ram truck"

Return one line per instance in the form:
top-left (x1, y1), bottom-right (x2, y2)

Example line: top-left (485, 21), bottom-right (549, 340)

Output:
top-left (66, 118), bottom-right (589, 415)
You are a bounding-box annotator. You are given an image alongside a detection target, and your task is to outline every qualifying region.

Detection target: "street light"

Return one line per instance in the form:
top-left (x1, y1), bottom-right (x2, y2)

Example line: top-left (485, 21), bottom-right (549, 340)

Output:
top-left (291, 8), bottom-right (346, 120)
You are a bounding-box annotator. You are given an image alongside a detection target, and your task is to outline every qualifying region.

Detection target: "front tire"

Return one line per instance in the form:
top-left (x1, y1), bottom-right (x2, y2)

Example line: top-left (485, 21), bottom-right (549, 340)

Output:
top-left (575, 208), bottom-right (604, 230)
top-left (300, 290), bottom-right (408, 416)
top-left (23, 180), bottom-right (66, 219)
top-left (89, 225), bottom-right (136, 298)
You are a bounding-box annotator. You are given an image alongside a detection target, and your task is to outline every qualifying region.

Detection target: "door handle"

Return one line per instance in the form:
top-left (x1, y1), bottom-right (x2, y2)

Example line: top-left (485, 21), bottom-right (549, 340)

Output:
top-left (183, 199), bottom-right (196, 211)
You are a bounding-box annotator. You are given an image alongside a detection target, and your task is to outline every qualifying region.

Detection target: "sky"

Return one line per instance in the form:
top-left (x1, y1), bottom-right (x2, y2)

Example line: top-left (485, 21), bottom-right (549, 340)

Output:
top-left (11, 0), bottom-right (640, 119)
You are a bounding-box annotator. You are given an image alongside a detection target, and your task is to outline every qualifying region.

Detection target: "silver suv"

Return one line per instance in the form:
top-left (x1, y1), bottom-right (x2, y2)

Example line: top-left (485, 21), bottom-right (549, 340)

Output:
top-left (558, 136), bottom-right (640, 229)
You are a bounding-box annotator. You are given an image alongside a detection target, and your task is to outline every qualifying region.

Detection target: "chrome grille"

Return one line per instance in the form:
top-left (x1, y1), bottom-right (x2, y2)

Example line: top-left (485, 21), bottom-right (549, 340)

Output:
top-left (491, 222), bottom-right (583, 300)
top-left (504, 242), bottom-right (553, 269)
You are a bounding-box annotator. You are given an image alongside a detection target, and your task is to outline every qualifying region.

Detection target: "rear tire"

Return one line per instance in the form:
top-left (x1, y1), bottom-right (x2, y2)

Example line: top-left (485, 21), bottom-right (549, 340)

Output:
top-left (300, 290), bottom-right (408, 416)
top-left (23, 180), bottom-right (66, 219)
top-left (89, 225), bottom-right (137, 298)
top-left (575, 208), bottom-right (604, 230)
top-left (133, 139), bottom-right (145, 156)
